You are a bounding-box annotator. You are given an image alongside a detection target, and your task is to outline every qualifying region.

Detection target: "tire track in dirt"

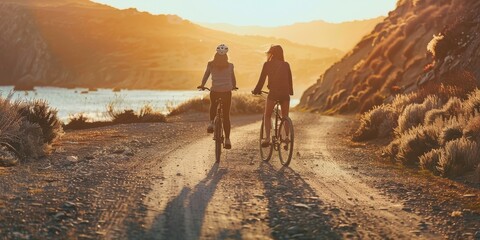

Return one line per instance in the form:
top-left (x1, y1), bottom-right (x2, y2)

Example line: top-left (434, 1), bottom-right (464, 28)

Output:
top-left (115, 113), bottom-right (445, 239)
top-left (289, 114), bottom-right (441, 239)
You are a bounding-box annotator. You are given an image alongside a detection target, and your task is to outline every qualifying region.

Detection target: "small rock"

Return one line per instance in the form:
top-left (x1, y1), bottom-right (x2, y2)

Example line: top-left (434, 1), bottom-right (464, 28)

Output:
top-left (54, 212), bottom-right (67, 221)
top-left (62, 201), bottom-right (77, 210)
top-left (112, 148), bottom-right (125, 154)
top-left (293, 203), bottom-right (311, 210)
top-left (474, 231), bottom-right (480, 239)
top-left (291, 233), bottom-right (305, 238)
top-left (176, 173), bottom-right (182, 176)
top-left (66, 156), bottom-right (79, 163)
top-left (451, 211), bottom-right (463, 217)
top-left (85, 156), bottom-right (95, 160)
top-left (402, 207), bottom-right (412, 212)
top-left (287, 226), bottom-right (300, 234)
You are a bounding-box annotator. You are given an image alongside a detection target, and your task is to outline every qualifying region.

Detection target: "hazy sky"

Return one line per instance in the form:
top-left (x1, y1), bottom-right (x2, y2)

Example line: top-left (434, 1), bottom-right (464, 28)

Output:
top-left (92, 0), bottom-right (397, 26)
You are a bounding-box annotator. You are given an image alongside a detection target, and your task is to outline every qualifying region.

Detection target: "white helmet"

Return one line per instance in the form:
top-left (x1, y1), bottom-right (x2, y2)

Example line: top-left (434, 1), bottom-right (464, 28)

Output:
top-left (216, 44), bottom-right (229, 55)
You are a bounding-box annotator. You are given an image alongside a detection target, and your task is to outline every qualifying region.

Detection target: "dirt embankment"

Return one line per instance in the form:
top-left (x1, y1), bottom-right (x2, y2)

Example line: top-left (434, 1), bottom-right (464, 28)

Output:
top-left (0, 113), bottom-right (478, 239)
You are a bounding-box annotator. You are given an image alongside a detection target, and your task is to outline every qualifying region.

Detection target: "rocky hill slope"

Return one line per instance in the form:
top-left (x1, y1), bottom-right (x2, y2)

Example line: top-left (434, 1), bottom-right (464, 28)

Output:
top-left (299, 0), bottom-right (480, 113)
top-left (201, 17), bottom-right (384, 52)
top-left (0, 0), bottom-right (341, 91)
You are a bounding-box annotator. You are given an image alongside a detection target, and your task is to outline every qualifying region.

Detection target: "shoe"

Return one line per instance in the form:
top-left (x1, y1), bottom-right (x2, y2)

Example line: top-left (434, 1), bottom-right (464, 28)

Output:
top-left (207, 122), bottom-right (214, 133)
top-left (225, 139), bottom-right (232, 149)
top-left (261, 138), bottom-right (271, 148)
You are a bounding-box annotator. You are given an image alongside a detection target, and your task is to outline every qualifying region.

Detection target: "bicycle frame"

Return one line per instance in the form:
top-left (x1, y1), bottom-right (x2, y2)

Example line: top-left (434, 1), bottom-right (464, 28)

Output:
top-left (214, 98), bottom-right (224, 143)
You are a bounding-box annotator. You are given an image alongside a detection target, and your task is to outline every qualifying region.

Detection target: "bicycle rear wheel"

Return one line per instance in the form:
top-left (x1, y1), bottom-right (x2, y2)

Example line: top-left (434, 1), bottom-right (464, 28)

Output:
top-left (214, 117), bottom-right (222, 162)
top-left (259, 116), bottom-right (273, 162)
top-left (278, 117), bottom-right (294, 167)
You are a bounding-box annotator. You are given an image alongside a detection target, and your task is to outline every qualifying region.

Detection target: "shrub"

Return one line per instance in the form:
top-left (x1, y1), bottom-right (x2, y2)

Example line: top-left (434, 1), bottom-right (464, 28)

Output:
top-left (353, 104), bottom-right (398, 141)
top-left (168, 94), bottom-right (265, 116)
top-left (0, 96), bottom-right (22, 152)
top-left (384, 138), bottom-right (401, 159)
top-left (17, 100), bottom-right (63, 144)
top-left (463, 116), bottom-right (480, 142)
top-left (440, 125), bottom-right (463, 145)
top-left (420, 148), bottom-right (441, 174)
top-left (168, 96), bottom-right (210, 116)
top-left (424, 97), bottom-right (461, 125)
top-left (390, 92), bottom-right (423, 112)
top-left (437, 138), bottom-right (480, 178)
top-left (230, 94), bottom-right (265, 114)
top-left (396, 95), bottom-right (442, 135)
top-left (65, 113), bottom-right (91, 129)
top-left (462, 89), bottom-right (480, 115)
top-left (138, 105), bottom-right (167, 123)
top-left (397, 125), bottom-right (440, 165)
top-left (15, 122), bottom-right (46, 160)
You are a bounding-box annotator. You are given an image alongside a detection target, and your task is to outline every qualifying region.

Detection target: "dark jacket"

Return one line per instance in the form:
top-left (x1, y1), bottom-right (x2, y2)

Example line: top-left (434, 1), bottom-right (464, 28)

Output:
top-left (253, 60), bottom-right (293, 95)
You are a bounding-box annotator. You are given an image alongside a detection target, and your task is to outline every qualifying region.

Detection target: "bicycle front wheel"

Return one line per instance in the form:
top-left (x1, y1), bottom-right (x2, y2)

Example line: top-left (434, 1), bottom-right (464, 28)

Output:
top-left (214, 117), bottom-right (222, 162)
top-left (259, 116), bottom-right (273, 162)
top-left (278, 117), bottom-right (294, 167)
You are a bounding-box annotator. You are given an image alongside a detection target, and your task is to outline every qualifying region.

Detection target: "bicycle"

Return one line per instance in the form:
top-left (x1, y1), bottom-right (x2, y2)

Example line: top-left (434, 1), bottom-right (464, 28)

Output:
top-left (198, 87), bottom-right (236, 162)
top-left (255, 91), bottom-right (295, 166)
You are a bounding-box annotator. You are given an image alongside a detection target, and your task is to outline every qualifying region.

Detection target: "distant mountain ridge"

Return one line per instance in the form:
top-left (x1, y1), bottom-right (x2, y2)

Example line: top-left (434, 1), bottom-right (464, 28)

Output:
top-left (201, 17), bottom-right (384, 52)
top-left (0, 0), bottom-right (341, 92)
top-left (299, 0), bottom-right (480, 113)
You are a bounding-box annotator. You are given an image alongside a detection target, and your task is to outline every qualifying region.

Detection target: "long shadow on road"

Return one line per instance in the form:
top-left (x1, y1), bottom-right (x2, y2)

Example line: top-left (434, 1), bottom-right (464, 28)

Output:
top-left (127, 162), bottom-right (226, 240)
top-left (258, 162), bottom-right (341, 240)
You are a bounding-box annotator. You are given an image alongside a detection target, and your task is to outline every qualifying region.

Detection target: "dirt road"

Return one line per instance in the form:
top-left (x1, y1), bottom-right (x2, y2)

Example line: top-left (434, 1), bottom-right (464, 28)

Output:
top-left (110, 114), bottom-right (457, 239)
top-left (0, 113), bottom-right (478, 239)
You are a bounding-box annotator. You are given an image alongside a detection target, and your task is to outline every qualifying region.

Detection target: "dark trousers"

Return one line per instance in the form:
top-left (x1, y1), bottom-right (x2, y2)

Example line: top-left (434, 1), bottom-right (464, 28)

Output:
top-left (210, 91), bottom-right (231, 139)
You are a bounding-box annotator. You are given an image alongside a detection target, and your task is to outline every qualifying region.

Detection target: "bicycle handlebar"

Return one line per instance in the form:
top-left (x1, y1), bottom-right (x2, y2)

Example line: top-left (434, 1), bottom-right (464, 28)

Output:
top-left (252, 90), bottom-right (269, 95)
top-left (197, 86), bottom-right (210, 91)
top-left (198, 87), bottom-right (239, 91)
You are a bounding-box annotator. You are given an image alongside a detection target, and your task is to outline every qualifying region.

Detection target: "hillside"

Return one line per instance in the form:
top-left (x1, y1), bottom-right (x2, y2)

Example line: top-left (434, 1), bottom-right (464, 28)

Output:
top-left (0, 0), bottom-right (342, 93)
top-left (299, 0), bottom-right (480, 113)
top-left (201, 17), bottom-right (384, 52)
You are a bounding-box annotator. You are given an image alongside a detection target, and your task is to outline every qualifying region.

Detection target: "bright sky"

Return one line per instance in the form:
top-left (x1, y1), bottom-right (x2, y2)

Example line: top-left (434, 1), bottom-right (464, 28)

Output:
top-left (92, 0), bottom-right (397, 26)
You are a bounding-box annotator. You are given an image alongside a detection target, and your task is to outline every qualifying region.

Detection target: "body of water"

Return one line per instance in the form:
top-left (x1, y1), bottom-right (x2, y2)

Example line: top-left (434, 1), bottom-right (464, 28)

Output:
top-left (0, 86), bottom-right (300, 122)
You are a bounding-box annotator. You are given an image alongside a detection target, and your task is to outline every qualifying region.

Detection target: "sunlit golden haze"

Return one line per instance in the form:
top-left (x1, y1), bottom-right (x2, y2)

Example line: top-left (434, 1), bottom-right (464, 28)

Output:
top-left (92, 0), bottom-right (396, 26)
top-left (0, 0), bottom-right (344, 96)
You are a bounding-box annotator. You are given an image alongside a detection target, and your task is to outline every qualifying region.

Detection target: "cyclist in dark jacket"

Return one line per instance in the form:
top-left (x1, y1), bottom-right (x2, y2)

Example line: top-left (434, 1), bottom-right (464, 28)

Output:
top-left (198, 44), bottom-right (237, 149)
top-left (252, 45), bottom-right (293, 147)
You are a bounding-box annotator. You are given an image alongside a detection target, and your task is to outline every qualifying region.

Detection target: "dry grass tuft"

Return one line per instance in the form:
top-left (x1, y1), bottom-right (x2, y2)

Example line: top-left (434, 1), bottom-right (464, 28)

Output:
top-left (420, 148), bottom-right (441, 174)
top-left (396, 125), bottom-right (440, 166)
top-left (395, 95), bottom-right (442, 135)
top-left (437, 138), bottom-right (480, 177)
top-left (17, 100), bottom-right (63, 144)
top-left (355, 89), bottom-right (480, 178)
top-left (353, 105), bottom-right (397, 141)
top-left (0, 95), bottom-right (62, 163)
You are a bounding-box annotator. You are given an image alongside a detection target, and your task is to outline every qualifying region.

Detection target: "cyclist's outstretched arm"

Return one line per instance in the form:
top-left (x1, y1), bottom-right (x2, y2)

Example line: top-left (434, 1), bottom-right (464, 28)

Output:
top-left (231, 64), bottom-right (237, 90)
top-left (199, 62), bottom-right (212, 88)
top-left (252, 62), bottom-right (267, 94)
